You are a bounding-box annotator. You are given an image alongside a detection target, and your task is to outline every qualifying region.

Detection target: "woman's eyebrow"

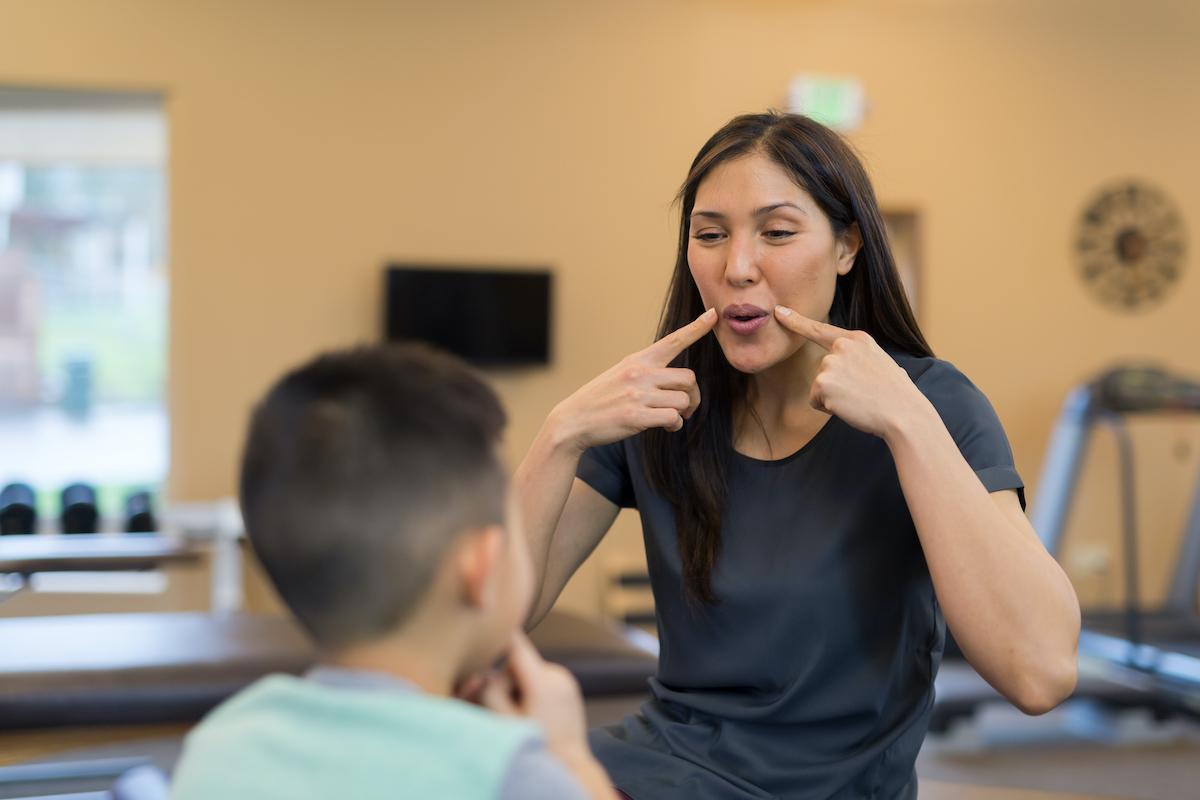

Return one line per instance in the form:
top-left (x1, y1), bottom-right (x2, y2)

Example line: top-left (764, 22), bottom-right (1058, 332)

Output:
top-left (754, 201), bottom-right (807, 216)
top-left (690, 202), bottom-right (807, 221)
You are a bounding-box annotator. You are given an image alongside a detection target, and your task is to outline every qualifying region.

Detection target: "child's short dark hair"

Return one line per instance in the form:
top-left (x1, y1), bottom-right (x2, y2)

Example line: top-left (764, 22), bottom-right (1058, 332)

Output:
top-left (239, 344), bottom-right (507, 650)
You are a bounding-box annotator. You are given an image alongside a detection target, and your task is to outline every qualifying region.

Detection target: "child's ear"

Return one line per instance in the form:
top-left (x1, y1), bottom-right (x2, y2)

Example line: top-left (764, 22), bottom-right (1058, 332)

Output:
top-left (458, 525), bottom-right (505, 611)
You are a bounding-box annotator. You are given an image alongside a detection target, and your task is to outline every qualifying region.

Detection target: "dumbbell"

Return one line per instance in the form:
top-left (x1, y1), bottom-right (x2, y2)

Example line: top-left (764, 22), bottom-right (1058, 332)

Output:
top-left (61, 483), bottom-right (99, 534)
top-left (125, 491), bottom-right (156, 533)
top-left (0, 483), bottom-right (37, 535)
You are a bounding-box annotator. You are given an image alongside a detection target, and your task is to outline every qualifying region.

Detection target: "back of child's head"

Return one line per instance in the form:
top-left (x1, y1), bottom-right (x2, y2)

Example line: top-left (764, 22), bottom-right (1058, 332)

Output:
top-left (239, 343), bottom-right (507, 651)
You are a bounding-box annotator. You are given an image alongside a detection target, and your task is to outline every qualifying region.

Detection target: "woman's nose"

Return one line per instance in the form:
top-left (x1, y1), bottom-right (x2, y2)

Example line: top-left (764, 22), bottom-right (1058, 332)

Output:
top-left (724, 235), bottom-right (760, 286)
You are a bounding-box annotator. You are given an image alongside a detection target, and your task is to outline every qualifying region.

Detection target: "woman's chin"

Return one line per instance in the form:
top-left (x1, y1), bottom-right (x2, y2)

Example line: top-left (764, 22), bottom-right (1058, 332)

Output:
top-left (721, 345), bottom-right (783, 375)
top-left (717, 328), bottom-right (807, 374)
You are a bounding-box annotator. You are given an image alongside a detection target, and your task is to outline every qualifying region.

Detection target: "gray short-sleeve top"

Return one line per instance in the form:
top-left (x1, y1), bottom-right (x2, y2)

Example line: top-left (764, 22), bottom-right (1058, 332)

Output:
top-left (577, 352), bottom-right (1022, 800)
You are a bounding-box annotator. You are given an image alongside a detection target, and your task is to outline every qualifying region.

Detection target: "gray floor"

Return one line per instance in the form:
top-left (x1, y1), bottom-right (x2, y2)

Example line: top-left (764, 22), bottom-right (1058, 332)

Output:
top-left (6, 696), bottom-right (1200, 799)
top-left (917, 698), bottom-right (1200, 800)
top-left (0, 733), bottom-right (182, 799)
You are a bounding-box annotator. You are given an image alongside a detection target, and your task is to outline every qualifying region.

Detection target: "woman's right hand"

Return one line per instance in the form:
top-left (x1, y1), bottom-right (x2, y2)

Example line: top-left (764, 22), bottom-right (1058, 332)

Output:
top-left (552, 308), bottom-right (717, 454)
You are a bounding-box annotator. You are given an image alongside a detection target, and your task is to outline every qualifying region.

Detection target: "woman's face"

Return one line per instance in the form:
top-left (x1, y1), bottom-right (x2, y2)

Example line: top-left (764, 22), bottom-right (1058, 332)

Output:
top-left (688, 152), bottom-right (859, 374)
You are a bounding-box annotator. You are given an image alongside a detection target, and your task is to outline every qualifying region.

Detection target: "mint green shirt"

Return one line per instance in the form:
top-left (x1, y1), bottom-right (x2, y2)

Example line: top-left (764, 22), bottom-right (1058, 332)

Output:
top-left (170, 672), bottom-right (549, 800)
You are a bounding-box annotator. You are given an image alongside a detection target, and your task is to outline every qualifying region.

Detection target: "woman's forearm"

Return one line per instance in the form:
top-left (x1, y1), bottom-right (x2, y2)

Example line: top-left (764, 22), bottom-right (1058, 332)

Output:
top-left (884, 397), bottom-right (1081, 714)
top-left (514, 406), bottom-right (587, 620)
top-left (514, 311), bottom-right (714, 625)
top-left (515, 405), bottom-right (623, 628)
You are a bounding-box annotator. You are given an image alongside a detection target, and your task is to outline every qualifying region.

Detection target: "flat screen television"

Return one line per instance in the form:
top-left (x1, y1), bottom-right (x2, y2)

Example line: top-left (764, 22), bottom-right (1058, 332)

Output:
top-left (385, 266), bottom-right (552, 366)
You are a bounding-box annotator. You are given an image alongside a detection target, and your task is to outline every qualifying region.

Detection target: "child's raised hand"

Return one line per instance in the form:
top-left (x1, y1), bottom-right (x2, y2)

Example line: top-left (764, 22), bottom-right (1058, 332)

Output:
top-left (452, 672), bottom-right (489, 705)
top-left (481, 632), bottom-right (591, 762)
top-left (480, 633), bottom-right (618, 799)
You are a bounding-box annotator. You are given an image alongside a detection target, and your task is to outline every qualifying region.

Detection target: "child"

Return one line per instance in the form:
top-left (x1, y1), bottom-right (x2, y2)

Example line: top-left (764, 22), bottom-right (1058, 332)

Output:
top-left (170, 345), bottom-right (616, 800)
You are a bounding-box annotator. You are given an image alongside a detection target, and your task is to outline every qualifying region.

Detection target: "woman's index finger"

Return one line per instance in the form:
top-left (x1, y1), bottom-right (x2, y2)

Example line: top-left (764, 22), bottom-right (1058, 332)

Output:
top-left (774, 306), bottom-right (851, 350)
top-left (643, 308), bottom-right (717, 366)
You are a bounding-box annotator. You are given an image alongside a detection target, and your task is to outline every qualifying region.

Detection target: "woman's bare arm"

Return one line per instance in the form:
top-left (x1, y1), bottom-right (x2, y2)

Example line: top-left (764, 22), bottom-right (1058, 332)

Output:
top-left (516, 310), bottom-right (717, 628)
top-left (888, 426), bottom-right (1080, 715)
top-left (530, 479), bottom-right (619, 628)
top-left (514, 414), bottom-right (620, 628)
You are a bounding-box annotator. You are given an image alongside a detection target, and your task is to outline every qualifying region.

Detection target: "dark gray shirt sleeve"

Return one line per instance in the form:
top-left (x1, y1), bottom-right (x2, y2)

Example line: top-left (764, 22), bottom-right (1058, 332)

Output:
top-left (578, 439), bottom-right (637, 508)
top-left (498, 736), bottom-right (593, 800)
top-left (913, 358), bottom-right (1025, 507)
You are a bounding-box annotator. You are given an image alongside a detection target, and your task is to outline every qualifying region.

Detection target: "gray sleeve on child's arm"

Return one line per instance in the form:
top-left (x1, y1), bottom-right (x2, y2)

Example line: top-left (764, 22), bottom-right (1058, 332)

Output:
top-left (498, 736), bottom-right (594, 800)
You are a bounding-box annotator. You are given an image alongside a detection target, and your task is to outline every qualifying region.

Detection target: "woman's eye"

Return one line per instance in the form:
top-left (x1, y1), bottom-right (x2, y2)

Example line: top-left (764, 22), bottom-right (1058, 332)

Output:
top-left (692, 231), bottom-right (725, 242)
top-left (764, 229), bottom-right (796, 239)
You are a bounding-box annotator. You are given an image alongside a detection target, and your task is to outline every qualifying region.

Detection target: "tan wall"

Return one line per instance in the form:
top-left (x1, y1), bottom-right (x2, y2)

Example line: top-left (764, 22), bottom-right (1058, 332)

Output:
top-left (4, 0), bottom-right (1199, 617)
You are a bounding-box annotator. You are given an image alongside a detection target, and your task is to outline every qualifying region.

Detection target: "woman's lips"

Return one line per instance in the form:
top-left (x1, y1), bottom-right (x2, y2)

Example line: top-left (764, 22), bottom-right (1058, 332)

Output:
top-left (723, 304), bottom-right (770, 335)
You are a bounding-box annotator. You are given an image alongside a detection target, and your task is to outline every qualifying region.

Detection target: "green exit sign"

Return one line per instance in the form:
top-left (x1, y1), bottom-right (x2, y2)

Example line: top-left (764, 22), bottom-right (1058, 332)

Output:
top-left (787, 75), bottom-right (865, 132)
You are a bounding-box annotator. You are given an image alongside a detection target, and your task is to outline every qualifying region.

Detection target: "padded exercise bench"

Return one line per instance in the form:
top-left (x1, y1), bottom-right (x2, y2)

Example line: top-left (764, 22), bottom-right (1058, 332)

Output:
top-left (0, 612), bottom-right (313, 729)
top-left (526, 611), bottom-right (657, 697)
top-left (0, 610), bottom-right (656, 730)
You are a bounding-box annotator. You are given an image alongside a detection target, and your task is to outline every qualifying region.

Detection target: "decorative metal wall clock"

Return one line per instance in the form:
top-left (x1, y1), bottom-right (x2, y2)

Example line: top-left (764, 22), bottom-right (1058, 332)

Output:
top-left (1074, 180), bottom-right (1187, 312)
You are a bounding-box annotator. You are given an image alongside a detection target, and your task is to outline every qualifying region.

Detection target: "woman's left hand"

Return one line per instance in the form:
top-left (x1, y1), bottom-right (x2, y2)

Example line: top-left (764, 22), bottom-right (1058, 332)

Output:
top-left (774, 305), bottom-right (932, 440)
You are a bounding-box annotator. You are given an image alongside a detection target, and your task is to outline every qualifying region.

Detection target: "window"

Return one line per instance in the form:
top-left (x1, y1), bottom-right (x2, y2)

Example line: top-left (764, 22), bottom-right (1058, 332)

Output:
top-left (0, 88), bottom-right (167, 531)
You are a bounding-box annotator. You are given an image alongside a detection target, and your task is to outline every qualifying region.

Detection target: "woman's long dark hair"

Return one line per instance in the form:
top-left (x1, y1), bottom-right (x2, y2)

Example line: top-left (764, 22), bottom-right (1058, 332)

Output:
top-left (644, 111), bottom-right (932, 606)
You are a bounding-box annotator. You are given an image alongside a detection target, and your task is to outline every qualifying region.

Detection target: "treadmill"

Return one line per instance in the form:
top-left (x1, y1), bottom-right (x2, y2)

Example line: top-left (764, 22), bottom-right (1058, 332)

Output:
top-left (1032, 365), bottom-right (1200, 716)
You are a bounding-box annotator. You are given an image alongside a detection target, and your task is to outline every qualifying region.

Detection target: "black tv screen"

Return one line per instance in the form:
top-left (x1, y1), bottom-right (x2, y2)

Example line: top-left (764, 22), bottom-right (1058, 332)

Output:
top-left (385, 266), bottom-right (552, 366)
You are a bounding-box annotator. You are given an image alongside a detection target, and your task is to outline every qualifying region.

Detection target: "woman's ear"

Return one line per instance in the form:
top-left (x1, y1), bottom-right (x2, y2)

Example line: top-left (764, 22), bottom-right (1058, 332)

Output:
top-left (458, 525), bottom-right (505, 611)
top-left (836, 222), bottom-right (862, 276)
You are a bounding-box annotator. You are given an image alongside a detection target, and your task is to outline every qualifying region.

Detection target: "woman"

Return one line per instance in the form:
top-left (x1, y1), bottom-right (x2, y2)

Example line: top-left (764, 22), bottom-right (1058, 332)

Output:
top-left (515, 112), bottom-right (1080, 799)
